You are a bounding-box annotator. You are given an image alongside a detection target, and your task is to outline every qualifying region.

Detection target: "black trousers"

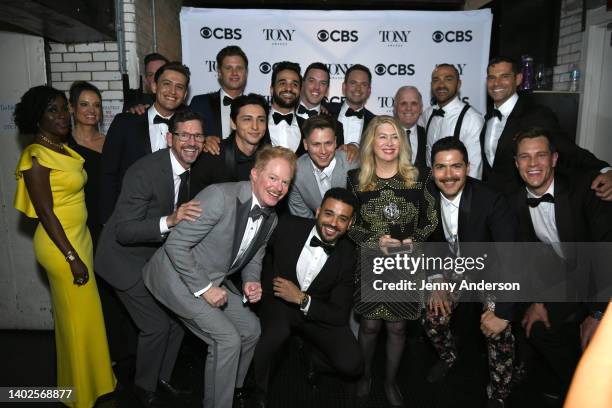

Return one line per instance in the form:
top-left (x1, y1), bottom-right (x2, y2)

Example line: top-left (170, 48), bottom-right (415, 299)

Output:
top-left (253, 296), bottom-right (363, 394)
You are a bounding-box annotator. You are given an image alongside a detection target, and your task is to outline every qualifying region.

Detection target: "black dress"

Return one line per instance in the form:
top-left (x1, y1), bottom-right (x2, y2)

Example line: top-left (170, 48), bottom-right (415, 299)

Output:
top-left (347, 168), bottom-right (438, 321)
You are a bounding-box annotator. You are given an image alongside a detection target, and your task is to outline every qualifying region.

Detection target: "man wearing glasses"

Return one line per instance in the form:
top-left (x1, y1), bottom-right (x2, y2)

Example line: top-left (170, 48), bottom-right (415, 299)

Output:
top-left (96, 109), bottom-right (205, 407)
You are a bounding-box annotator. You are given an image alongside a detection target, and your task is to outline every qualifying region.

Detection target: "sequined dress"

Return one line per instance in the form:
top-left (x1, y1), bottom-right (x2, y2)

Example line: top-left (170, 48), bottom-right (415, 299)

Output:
top-left (347, 168), bottom-right (438, 321)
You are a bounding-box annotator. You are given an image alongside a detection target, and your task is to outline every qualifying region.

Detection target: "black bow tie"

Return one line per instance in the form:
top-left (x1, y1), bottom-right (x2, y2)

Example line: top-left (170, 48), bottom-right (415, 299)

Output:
top-left (527, 193), bottom-right (554, 208)
top-left (485, 109), bottom-right (502, 121)
top-left (405, 129), bottom-right (411, 137)
top-left (345, 108), bottom-right (364, 119)
top-left (249, 204), bottom-right (272, 221)
top-left (272, 112), bottom-right (293, 125)
top-left (298, 105), bottom-right (318, 117)
top-left (223, 96), bottom-right (233, 106)
top-left (431, 108), bottom-right (445, 118)
top-left (309, 235), bottom-right (335, 255)
top-left (153, 114), bottom-right (171, 126)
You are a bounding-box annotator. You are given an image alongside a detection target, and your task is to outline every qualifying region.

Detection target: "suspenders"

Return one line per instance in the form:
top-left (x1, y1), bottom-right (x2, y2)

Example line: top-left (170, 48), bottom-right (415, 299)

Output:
top-left (425, 103), bottom-right (471, 140)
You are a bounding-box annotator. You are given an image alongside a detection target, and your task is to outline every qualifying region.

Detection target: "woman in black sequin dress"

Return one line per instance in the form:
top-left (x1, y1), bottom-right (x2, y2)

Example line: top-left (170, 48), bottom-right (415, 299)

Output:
top-left (347, 115), bottom-right (438, 407)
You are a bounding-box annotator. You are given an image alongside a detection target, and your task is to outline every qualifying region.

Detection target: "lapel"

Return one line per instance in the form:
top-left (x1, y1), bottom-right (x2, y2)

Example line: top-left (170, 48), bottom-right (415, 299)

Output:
top-left (303, 158), bottom-right (323, 203)
top-left (210, 91), bottom-right (222, 131)
top-left (230, 184), bottom-right (252, 262)
top-left (159, 149), bottom-right (175, 214)
top-left (142, 109), bottom-right (153, 154)
top-left (494, 95), bottom-right (525, 165)
top-left (515, 189), bottom-right (539, 241)
top-left (307, 246), bottom-right (341, 293)
top-left (553, 176), bottom-right (575, 242)
top-left (457, 180), bottom-right (473, 243)
top-left (330, 152), bottom-right (347, 189)
top-left (233, 212), bottom-right (276, 272)
top-left (415, 125), bottom-right (427, 167)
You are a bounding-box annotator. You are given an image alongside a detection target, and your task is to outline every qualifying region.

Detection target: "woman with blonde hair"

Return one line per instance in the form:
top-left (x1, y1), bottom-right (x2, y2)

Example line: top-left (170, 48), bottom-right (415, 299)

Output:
top-left (348, 115), bottom-right (438, 407)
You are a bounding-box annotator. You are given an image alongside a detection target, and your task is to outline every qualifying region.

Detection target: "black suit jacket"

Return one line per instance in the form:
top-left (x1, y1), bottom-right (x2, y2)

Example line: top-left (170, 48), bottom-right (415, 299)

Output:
top-left (412, 125), bottom-right (427, 170)
top-left (189, 90), bottom-right (223, 137)
top-left (429, 177), bottom-right (518, 319)
top-left (325, 101), bottom-right (375, 145)
top-left (261, 216), bottom-right (356, 326)
top-left (100, 110), bottom-right (152, 224)
top-left (481, 95), bottom-right (608, 195)
top-left (511, 173), bottom-right (612, 312)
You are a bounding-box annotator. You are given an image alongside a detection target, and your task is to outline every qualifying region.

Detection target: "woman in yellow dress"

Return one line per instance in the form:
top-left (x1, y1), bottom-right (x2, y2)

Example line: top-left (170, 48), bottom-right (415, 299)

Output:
top-left (13, 85), bottom-right (115, 407)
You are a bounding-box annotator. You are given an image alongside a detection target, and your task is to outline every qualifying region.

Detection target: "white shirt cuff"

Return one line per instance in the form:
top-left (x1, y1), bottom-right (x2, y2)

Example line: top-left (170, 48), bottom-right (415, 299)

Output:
top-left (600, 167), bottom-right (611, 174)
top-left (194, 282), bottom-right (213, 297)
top-left (160, 216), bottom-right (170, 235)
top-left (300, 295), bottom-right (311, 314)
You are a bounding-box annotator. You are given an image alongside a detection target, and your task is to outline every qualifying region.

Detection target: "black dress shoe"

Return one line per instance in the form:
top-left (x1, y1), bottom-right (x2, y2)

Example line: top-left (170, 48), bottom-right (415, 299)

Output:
top-left (157, 379), bottom-right (191, 398)
top-left (426, 360), bottom-right (452, 383)
top-left (133, 386), bottom-right (165, 408)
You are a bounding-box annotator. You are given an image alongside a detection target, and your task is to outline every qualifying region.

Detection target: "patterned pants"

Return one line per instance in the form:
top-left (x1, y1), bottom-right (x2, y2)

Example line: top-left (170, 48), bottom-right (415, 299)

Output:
top-left (423, 303), bottom-right (515, 400)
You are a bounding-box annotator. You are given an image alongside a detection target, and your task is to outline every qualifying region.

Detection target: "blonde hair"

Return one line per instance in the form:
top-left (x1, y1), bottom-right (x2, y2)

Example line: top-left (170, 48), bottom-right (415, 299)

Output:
top-left (358, 115), bottom-right (419, 191)
top-left (254, 145), bottom-right (297, 178)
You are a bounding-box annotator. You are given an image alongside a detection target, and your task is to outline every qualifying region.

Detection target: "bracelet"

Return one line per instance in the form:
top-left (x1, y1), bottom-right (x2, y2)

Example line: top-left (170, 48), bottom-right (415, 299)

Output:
top-left (591, 310), bottom-right (604, 321)
top-left (65, 250), bottom-right (76, 263)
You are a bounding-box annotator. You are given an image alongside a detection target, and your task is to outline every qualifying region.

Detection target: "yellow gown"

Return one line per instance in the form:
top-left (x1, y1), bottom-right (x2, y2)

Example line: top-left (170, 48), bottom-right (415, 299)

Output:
top-left (14, 143), bottom-right (116, 408)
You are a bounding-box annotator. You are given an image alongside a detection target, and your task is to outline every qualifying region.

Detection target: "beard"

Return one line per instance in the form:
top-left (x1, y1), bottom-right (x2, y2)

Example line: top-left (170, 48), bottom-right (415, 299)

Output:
top-left (272, 92), bottom-right (298, 110)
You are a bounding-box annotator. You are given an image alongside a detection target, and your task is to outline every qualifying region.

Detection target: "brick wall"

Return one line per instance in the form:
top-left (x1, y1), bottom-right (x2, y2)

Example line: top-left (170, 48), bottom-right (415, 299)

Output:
top-left (553, 0), bottom-right (584, 90)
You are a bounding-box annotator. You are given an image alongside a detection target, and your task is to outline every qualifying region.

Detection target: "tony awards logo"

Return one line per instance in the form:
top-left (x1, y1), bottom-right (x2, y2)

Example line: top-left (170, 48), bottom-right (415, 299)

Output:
top-left (383, 201), bottom-right (405, 240)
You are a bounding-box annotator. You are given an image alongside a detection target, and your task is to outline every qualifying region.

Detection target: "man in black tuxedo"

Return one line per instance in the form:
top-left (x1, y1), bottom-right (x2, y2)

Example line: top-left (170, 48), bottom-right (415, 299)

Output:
top-left (296, 62), bottom-right (345, 147)
top-left (481, 56), bottom-right (612, 199)
top-left (123, 53), bottom-right (169, 111)
top-left (190, 93), bottom-right (269, 196)
top-left (100, 61), bottom-right (190, 223)
top-left (95, 109), bottom-right (204, 406)
top-left (393, 85), bottom-right (427, 169)
top-left (326, 64), bottom-right (375, 160)
top-left (424, 137), bottom-right (518, 408)
top-left (189, 45), bottom-right (248, 154)
top-left (252, 187), bottom-right (364, 407)
top-left (267, 61), bottom-right (307, 156)
top-left (510, 127), bottom-right (612, 402)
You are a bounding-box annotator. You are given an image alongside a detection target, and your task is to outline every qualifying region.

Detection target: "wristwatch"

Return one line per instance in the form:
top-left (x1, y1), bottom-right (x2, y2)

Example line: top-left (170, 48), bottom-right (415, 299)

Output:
top-left (591, 310), bottom-right (604, 321)
top-left (65, 250), bottom-right (76, 262)
top-left (299, 293), bottom-right (310, 309)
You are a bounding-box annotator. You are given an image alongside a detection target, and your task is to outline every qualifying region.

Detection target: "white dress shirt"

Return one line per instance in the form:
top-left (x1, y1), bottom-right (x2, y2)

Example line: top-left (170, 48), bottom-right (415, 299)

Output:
top-left (484, 93), bottom-right (518, 166)
top-left (527, 182), bottom-right (564, 258)
top-left (194, 194), bottom-right (264, 296)
top-left (296, 102), bottom-right (321, 120)
top-left (268, 107), bottom-right (302, 152)
top-left (219, 89), bottom-right (235, 139)
top-left (159, 149), bottom-right (189, 235)
top-left (311, 157), bottom-right (336, 197)
top-left (440, 190), bottom-right (462, 246)
top-left (296, 227), bottom-right (331, 312)
top-left (338, 102), bottom-right (365, 146)
top-left (404, 125), bottom-right (419, 165)
top-left (147, 106), bottom-right (172, 152)
top-left (421, 96), bottom-right (484, 179)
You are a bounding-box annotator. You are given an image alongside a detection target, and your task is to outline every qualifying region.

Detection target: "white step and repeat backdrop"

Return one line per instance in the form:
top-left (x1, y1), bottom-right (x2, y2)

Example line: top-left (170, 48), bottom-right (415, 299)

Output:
top-left (180, 7), bottom-right (492, 115)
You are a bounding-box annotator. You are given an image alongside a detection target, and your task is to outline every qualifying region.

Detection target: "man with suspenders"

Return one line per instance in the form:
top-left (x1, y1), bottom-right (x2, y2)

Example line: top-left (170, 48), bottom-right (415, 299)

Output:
top-left (420, 63), bottom-right (484, 179)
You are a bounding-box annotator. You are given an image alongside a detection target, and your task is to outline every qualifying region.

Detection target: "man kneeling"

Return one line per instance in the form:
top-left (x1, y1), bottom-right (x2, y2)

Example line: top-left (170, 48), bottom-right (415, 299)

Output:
top-left (252, 188), bottom-right (364, 407)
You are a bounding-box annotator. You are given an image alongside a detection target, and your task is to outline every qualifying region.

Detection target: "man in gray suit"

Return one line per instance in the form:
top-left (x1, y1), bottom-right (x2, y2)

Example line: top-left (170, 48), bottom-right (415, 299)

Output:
top-left (288, 114), bottom-right (359, 218)
top-left (95, 109), bottom-right (205, 406)
top-left (143, 146), bottom-right (297, 408)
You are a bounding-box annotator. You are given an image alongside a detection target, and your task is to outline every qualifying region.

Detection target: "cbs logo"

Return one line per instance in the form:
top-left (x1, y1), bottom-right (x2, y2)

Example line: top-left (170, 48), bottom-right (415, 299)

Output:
top-left (200, 27), bottom-right (242, 40)
top-left (259, 62), bottom-right (272, 74)
top-left (432, 30), bottom-right (473, 43)
top-left (374, 64), bottom-right (415, 76)
top-left (317, 29), bottom-right (358, 42)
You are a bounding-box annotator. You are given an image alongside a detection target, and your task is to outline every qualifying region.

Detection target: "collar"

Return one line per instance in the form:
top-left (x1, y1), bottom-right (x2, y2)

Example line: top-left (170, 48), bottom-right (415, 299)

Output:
top-left (496, 93), bottom-right (519, 117)
top-left (307, 226), bottom-right (327, 248)
top-left (169, 149), bottom-right (188, 177)
top-left (310, 156), bottom-right (337, 178)
top-left (339, 101), bottom-right (364, 116)
top-left (270, 106), bottom-right (295, 116)
top-left (406, 124), bottom-right (418, 135)
top-left (299, 102), bottom-right (321, 112)
top-left (440, 189), bottom-right (463, 209)
top-left (527, 179), bottom-right (555, 199)
top-left (250, 192), bottom-right (263, 210)
top-left (435, 96), bottom-right (463, 114)
top-left (148, 104), bottom-right (173, 125)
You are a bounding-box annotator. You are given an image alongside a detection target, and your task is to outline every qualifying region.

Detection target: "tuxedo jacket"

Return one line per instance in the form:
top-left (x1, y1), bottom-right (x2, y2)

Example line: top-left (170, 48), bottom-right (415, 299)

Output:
top-left (510, 173), bottom-right (612, 311)
top-left (95, 149), bottom-right (174, 291)
top-left (481, 95), bottom-right (609, 195)
top-left (143, 181), bottom-right (277, 319)
top-left (325, 101), bottom-right (376, 144)
top-left (413, 125), bottom-right (427, 170)
top-left (189, 90), bottom-right (223, 138)
top-left (100, 109), bottom-right (153, 224)
top-left (429, 177), bottom-right (518, 319)
top-left (261, 216), bottom-right (356, 326)
top-left (189, 135), bottom-right (267, 197)
top-left (288, 150), bottom-right (358, 218)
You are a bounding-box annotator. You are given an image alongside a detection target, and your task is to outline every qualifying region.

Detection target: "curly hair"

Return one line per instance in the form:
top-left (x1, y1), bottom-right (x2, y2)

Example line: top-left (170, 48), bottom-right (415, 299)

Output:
top-left (14, 86), bottom-right (66, 135)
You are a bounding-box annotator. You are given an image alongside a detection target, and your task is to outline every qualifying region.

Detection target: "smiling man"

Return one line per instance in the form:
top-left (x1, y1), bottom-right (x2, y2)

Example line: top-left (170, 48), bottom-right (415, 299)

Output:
top-left (252, 187), bottom-right (364, 408)
top-left (288, 114), bottom-right (358, 218)
top-left (393, 85), bottom-right (427, 169)
top-left (101, 61), bottom-right (191, 223)
top-left (143, 146), bottom-right (296, 408)
top-left (420, 63), bottom-right (484, 179)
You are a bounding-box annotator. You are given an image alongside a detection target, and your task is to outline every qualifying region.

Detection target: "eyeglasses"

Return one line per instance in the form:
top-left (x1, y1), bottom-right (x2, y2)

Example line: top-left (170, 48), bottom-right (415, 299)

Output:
top-left (172, 132), bottom-right (206, 142)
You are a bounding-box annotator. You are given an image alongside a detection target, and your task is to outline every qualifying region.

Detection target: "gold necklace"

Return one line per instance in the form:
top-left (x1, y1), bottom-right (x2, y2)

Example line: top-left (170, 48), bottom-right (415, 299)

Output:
top-left (38, 134), bottom-right (65, 151)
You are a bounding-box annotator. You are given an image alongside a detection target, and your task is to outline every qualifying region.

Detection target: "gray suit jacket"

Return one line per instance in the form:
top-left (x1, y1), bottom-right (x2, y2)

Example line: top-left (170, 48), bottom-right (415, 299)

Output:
top-left (143, 181), bottom-right (277, 319)
top-left (95, 148), bottom-right (174, 291)
top-left (288, 150), bottom-right (359, 218)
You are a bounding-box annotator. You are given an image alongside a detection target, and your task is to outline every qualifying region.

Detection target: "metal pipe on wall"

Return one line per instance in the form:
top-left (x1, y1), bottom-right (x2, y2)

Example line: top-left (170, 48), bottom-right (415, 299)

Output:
top-left (152, 0), bottom-right (158, 52)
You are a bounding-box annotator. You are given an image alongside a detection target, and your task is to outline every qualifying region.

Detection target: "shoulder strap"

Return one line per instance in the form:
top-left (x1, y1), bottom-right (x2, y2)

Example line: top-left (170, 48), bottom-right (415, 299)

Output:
top-left (453, 104), bottom-right (471, 140)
